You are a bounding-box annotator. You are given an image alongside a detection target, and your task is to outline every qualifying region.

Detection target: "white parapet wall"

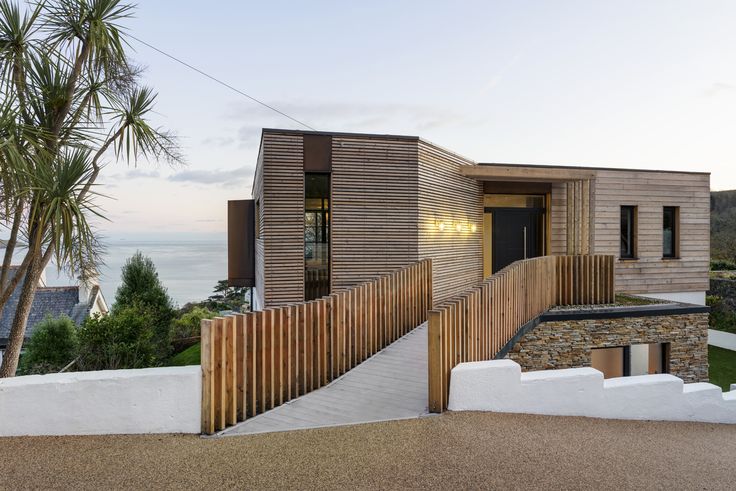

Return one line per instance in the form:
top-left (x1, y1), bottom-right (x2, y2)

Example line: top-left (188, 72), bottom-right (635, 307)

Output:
top-left (0, 366), bottom-right (201, 436)
top-left (448, 360), bottom-right (736, 424)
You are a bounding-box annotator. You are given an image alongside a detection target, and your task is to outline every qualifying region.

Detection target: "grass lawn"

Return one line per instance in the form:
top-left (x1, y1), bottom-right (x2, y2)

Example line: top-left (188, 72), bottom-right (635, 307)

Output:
top-left (168, 342), bottom-right (200, 366)
top-left (709, 345), bottom-right (736, 391)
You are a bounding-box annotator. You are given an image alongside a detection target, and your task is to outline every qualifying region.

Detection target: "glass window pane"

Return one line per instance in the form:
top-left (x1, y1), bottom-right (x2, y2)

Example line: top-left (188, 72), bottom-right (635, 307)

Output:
top-left (663, 207), bottom-right (676, 258)
top-left (305, 173), bottom-right (330, 300)
top-left (620, 208), bottom-right (631, 257)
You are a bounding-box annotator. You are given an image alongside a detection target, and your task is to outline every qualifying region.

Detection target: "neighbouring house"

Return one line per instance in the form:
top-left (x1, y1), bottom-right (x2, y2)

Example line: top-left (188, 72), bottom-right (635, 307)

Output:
top-left (227, 128), bottom-right (710, 383)
top-left (0, 266), bottom-right (108, 363)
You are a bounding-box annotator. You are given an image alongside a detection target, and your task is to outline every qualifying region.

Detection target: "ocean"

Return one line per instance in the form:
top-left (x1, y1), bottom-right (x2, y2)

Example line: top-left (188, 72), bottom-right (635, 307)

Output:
top-left (44, 240), bottom-right (228, 307)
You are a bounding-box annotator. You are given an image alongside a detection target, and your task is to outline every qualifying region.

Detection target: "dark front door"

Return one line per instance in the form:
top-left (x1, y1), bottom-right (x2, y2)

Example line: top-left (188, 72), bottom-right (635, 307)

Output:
top-left (491, 208), bottom-right (544, 272)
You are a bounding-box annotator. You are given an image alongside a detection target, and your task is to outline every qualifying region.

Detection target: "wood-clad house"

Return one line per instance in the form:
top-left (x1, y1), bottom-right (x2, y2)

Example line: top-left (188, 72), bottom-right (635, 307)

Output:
top-left (228, 128), bottom-right (710, 310)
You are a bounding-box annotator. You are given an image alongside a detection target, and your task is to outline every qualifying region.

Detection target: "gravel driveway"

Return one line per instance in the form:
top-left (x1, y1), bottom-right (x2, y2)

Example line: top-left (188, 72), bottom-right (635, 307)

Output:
top-left (1, 412), bottom-right (734, 490)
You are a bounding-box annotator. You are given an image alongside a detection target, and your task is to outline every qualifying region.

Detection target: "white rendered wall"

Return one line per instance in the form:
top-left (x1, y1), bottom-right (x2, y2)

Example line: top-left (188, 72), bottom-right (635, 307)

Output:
top-left (635, 291), bottom-right (706, 305)
top-left (448, 360), bottom-right (736, 424)
top-left (0, 366), bottom-right (201, 436)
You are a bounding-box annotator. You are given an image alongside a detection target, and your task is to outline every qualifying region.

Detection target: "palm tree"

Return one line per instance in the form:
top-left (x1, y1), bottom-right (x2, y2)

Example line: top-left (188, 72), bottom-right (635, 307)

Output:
top-left (0, 0), bottom-right (183, 377)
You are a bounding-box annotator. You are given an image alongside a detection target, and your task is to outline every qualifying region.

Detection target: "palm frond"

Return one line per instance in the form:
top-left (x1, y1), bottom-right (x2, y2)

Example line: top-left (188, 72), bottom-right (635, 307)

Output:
top-left (108, 86), bottom-right (184, 166)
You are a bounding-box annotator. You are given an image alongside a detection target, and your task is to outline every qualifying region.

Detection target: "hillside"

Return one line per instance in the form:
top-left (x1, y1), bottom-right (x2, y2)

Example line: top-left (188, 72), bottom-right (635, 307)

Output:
top-left (711, 190), bottom-right (736, 261)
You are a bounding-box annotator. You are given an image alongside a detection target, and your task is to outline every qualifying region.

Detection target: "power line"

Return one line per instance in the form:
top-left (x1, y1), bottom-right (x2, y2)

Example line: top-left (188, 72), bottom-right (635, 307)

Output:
top-left (128, 34), bottom-right (318, 131)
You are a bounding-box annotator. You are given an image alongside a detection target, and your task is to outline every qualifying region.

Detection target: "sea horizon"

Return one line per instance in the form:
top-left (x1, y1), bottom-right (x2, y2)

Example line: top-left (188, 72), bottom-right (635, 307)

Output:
top-left (42, 238), bottom-right (228, 308)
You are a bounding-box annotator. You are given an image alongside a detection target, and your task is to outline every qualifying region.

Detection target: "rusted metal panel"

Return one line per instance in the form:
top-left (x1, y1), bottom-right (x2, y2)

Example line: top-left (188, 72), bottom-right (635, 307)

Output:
top-left (303, 134), bottom-right (332, 172)
top-left (228, 199), bottom-right (255, 287)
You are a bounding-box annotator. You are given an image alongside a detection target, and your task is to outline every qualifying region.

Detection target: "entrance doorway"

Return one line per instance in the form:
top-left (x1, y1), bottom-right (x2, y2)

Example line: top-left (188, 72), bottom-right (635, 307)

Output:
top-left (483, 193), bottom-right (547, 275)
top-left (491, 208), bottom-right (545, 272)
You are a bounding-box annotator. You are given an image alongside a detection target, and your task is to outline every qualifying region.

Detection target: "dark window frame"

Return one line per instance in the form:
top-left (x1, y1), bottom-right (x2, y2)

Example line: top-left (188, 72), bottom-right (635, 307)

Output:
top-left (662, 206), bottom-right (679, 259)
top-left (304, 173), bottom-right (331, 301)
top-left (620, 205), bottom-right (638, 259)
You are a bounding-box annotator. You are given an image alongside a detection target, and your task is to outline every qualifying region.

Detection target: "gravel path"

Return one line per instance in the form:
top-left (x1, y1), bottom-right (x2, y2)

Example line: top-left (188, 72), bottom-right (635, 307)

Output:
top-left (1, 412), bottom-right (734, 490)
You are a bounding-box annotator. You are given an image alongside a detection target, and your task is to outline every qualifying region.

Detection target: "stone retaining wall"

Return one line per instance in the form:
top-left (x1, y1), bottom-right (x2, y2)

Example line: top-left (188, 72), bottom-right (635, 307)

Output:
top-left (507, 313), bottom-right (709, 383)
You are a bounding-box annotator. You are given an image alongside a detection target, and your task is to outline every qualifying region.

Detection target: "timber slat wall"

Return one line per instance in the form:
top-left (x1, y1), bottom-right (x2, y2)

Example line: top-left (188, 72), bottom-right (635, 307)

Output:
top-left (259, 132), bottom-right (305, 307)
top-left (427, 254), bottom-right (615, 413)
top-left (331, 136), bottom-right (420, 289)
top-left (417, 140), bottom-right (483, 304)
top-left (201, 259), bottom-right (432, 435)
top-left (593, 169), bottom-right (710, 294)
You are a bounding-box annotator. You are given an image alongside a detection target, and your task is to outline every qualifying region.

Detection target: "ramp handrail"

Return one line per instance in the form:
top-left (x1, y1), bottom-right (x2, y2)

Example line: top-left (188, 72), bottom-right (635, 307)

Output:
top-left (201, 259), bottom-right (433, 434)
top-left (427, 254), bottom-right (615, 413)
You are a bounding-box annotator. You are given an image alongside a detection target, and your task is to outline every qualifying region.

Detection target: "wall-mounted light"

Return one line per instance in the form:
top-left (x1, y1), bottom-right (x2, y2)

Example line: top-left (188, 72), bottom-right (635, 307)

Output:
top-left (455, 222), bottom-right (463, 233)
top-left (470, 224), bottom-right (477, 233)
top-left (437, 221), bottom-right (446, 232)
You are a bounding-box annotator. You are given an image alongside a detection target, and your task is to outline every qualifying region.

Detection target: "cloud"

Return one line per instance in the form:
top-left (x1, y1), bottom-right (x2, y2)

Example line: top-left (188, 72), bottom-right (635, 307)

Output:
top-left (109, 169), bottom-right (161, 180)
top-left (704, 82), bottom-right (735, 97)
top-left (168, 166), bottom-right (252, 187)
top-left (222, 100), bottom-right (480, 148)
top-left (201, 136), bottom-right (236, 147)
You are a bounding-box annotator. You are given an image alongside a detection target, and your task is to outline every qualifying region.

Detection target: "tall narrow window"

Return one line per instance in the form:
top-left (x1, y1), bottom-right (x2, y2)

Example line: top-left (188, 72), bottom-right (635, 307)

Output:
top-left (663, 206), bottom-right (679, 258)
top-left (620, 206), bottom-right (637, 259)
top-left (305, 173), bottom-right (330, 300)
top-left (255, 200), bottom-right (261, 239)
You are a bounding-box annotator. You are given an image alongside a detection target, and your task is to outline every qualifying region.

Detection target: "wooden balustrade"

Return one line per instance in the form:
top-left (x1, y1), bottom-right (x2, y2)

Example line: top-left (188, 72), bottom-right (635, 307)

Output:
top-left (427, 254), bottom-right (615, 413)
top-left (200, 259), bottom-right (433, 434)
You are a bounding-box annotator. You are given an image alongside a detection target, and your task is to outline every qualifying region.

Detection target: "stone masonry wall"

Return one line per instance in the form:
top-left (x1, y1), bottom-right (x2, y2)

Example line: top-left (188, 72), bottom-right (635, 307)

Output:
top-left (507, 313), bottom-right (709, 383)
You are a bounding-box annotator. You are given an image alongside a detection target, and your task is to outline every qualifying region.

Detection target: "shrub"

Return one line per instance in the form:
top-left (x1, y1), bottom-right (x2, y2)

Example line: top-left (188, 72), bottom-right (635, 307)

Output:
top-left (170, 307), bottom-right (216, 341)
top-left (19, 315), bottom-right (79, 375)
top-left (710, 259), bottom-right (736, 271)
top-left (77, 304), bottom-right (160, 371)
top-left (114, 251), bottom-right (176, 356)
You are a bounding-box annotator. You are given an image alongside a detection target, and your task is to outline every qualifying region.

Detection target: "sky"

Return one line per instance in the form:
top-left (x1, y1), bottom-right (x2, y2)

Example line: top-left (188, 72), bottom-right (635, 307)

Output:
top-left (91, 0), bottom-right (736, 240)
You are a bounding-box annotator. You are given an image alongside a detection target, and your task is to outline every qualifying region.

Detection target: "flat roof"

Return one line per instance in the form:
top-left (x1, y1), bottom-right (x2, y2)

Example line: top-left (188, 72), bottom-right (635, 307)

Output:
top-left (478, 162), bottom-right (710, 176)
top-left (259, 128), bottom-right (709, 176)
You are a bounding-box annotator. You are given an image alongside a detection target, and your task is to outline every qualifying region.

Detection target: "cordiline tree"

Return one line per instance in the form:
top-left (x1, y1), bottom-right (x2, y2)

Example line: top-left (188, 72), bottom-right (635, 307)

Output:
top-left (0, 0), bottom-right (183, 377)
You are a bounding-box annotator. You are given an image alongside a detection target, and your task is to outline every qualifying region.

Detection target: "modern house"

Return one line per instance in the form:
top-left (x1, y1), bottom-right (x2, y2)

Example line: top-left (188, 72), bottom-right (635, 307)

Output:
top-left (226, 128), bottom-right (710, 388)
top-left (0, 266), bottom-right (108, 363)
top-left (229, 128), bottom-right (709, 308)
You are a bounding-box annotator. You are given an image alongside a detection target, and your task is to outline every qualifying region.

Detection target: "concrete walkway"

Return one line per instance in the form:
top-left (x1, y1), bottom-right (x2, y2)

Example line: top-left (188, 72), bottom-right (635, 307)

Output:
top-left (709, 329), bottom-right (736, 351)
top-left (221, 323), bottom-right (428, 436)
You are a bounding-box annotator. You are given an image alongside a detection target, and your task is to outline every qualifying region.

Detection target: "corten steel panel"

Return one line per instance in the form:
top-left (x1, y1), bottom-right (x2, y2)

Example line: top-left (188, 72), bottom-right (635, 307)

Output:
top-left (303, 134), bottom-right (332, 172)
top-left (228, 199), bottom-right (255, 287)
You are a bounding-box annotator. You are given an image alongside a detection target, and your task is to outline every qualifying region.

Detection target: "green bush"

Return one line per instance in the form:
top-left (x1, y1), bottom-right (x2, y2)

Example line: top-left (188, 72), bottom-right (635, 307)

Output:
top-left (77, 304), bottom-right (160, 371)
top-left (711, 259), bottom-right (736, 271)
top-left (706, 295), bottom-right (736, 335)
top-left (170, 307), bottom-right (216, 341)
top-left (114, 251), bottom-right (176, 356)
top-left (19, 315), bottom-right (79, 375)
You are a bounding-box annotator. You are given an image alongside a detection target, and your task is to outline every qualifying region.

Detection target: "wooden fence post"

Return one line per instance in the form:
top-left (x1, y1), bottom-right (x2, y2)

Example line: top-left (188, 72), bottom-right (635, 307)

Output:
top-left (200, 319), bottom-right (214, 434)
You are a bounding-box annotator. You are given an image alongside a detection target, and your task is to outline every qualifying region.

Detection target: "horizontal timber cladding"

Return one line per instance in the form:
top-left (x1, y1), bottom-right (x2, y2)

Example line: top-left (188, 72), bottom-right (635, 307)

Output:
top-left (252, 143), bottom-right (266, 309)
top-left (592, 169), bottom-right (710, 294)
top-left (330, 136), bottom-right (420, 290)
top-left (417, 140), bottom-right (483, 304)
top-left (261, 132), bottom-right (305, 306)
top-left (549, 182), bottom-right (568, 255)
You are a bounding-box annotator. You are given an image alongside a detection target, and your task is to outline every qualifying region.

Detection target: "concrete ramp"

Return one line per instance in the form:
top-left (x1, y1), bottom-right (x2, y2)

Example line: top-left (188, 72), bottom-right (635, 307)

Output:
top-left (220, 323), bottom-right (428, 436)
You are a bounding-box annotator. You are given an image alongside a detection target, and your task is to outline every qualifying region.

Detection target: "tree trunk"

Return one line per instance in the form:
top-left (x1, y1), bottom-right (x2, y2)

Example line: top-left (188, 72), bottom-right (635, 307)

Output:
top-left (0, 250), bottom-right (45, 377)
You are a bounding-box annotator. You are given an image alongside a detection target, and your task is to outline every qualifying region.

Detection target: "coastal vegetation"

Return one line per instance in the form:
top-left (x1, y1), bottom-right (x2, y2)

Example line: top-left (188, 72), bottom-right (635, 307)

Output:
top-left (20, 251), bottom-right (240, 373)
top-left (0, 0), bottom-right (183, 377)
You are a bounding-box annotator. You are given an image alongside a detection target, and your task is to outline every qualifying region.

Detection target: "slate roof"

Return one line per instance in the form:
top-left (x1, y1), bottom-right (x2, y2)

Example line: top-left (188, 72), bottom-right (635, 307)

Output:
top-left (0, 267), bottom-right (91, 346)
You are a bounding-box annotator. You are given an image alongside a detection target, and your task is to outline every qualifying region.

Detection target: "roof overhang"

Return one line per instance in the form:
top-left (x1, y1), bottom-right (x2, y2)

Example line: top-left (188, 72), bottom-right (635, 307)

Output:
top-left (460, 164), bottom-right (596, 182)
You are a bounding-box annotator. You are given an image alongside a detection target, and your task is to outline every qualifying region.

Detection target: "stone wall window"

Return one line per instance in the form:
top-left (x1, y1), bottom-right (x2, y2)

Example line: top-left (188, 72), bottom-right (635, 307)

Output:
top-left (591, 343), bottom-right (669, 378)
